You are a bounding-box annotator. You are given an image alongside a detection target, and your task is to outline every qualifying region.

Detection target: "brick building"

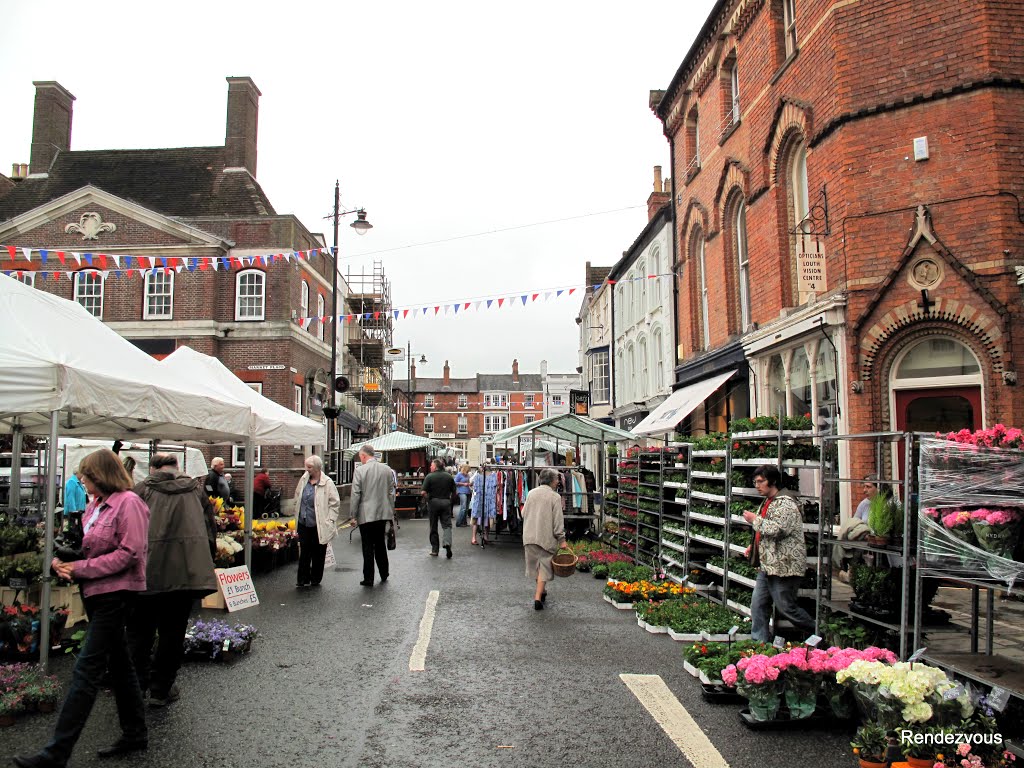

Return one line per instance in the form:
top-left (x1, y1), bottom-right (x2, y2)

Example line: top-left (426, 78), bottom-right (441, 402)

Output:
top-left (397, 359), bottom-right (578, 465)
top-left (650, 0), bottom-right (1024, 472)
top-left (0, 77), bottom-right (379, 494)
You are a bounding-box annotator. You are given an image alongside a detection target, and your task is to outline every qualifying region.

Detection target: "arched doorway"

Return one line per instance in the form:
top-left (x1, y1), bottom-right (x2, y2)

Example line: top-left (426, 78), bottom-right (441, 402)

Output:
top-left (889, 336), bottom-right (983, 482)
top-left (889, 337), bottom-right (983, 434)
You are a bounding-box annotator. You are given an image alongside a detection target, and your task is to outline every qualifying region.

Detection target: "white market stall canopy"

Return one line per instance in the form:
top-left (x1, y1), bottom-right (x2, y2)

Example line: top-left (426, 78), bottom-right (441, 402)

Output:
top-left (492, 413), bottom-right (635, 445)
top-left (0, 274), bottom-right (251, 443)
top-left (160, 346), bottom-right (325, 446)
top-left (344, 430), bottom-right (445, 458)
top-left (59, 438), bottom-right (209, 482)
top-left (630, 371), bottom-right (735, 437)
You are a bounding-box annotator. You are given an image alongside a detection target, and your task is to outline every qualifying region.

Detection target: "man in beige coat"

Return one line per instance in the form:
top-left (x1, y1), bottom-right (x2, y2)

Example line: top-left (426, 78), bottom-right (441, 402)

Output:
top-left (351, 446), bottom-right (396, 586)
top-left (292, 455), bottom-right (340, 588)
top-left (521, 467), bottom-right (567, 611)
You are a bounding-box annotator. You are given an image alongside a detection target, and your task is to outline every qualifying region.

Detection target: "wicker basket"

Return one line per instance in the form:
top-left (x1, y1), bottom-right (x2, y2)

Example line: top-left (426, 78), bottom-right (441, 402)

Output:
top-left (551, 550), bottom-right (578, 577)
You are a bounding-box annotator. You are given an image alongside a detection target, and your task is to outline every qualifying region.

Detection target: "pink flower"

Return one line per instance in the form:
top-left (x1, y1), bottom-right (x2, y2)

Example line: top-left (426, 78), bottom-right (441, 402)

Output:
top-left (942, 510), bottom-right (973, 529)
top-left (721, 665), bottom-right (738, 686)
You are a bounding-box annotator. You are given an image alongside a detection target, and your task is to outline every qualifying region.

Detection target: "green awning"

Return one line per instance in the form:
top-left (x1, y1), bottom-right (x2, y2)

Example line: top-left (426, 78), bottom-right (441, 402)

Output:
top-left (491, 413), bottom-right (635, 445)
top-left (344, 430), bottom-right (445, 458)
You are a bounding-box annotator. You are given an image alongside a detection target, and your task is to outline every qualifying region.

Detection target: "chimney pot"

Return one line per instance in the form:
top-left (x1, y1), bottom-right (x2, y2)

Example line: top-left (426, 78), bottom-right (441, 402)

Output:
top-left (225, 76), bottom-right (261, 176)
top-left (29, 81), bottom-right (75, 175)
top-left (443, 360), bottom-right (451, 386)
top-left (11, 163), bottom-right (19, 178)
top-left (512, 359), bottom-right (519, 384)
top-left (653, 166), bottom-right (663, 191)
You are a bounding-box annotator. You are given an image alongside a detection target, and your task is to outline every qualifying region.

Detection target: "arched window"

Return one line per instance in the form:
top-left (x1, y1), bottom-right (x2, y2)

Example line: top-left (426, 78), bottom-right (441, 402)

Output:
top-left (691, 228), bottom-right (710, 350)
top-left (616, 347), bottom-right (625, 403)
top-left (316, 294), bottom-right (326, 341)
top-left (894, 338), bottom-right (981, 381)
top-left (651, 246), bottom-right (661, 306)
top-left (638, 336), bottom-right (649, 398)
top-left (792, 141), bottom-right (810, 234)
top-left (235, 269), bottom-right (265, 321)
top-left (721, 54), bottom-right (740, 135)
top-left (300, 280), bottom-right (309, 320)
top-left (638, 261), bottom-right (647, 318)
top-left (685, 105), bottom-right (700, 176)
top-left (73, 270), bottom-right (103, 318)
top-left (735, 199), bottom-right (752, 332)
top-left (627, 343), bottom-right (637, 401)
top-left (652, 327), bottom-right (665, 391)
top-left (144, 270), bottom-right (173, 319)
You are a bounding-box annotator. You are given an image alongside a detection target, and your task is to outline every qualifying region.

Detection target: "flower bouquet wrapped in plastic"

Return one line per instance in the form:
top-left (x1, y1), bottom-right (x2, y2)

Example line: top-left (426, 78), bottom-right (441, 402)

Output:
top-left (774, 648), bottom-right (827, 719)
top-left (940, 509), bottom-right (978, 548)
top-left (969, 508), bottom-right (1022, 560)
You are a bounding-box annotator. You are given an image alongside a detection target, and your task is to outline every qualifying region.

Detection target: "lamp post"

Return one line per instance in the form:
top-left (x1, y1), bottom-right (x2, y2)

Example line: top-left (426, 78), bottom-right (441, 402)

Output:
top-left (324, 180), bottom-right (372, 480)
top-left (405, 341), bottom-right (427, 433)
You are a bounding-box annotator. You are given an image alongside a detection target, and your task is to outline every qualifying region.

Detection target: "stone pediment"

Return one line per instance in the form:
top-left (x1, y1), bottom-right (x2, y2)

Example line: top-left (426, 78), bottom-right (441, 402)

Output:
top-left (0, 185), bottom-right (230, 255)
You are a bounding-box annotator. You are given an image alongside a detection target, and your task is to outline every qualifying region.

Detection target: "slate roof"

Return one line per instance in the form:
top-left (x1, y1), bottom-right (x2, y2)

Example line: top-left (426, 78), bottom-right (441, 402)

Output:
top-left (0, 147), bottom-right (277, 221)
top-left (394, 373), bottom-right (544, 393)
top-left (394, 378), bottom-right (478, 394)
top-left (586, 264), bottom-right (612, 288)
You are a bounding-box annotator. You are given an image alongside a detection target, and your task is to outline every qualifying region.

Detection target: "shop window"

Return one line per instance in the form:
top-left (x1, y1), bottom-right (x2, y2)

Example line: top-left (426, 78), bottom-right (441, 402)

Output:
top-left (144, 270), bottom-right (173, 319)
top-left (894, 339), bottom-right (980, 380)
top-left (789, 346), bottom-right (811, 417)
top-left (767, 354), bottom-right (787, 418)
top-left (74, 270), bottom-right (103, 318)
top-left (235, 270), bottom-right (265, 321)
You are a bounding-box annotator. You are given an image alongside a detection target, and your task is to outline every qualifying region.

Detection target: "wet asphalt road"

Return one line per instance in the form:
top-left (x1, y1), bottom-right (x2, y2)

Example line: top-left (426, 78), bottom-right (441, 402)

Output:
top-left (4, 521), bottom-right (858, 768)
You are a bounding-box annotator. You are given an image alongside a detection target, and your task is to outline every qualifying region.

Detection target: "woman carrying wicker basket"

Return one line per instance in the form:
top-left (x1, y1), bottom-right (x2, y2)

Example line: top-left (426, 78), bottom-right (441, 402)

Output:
top-left (521, 467), bottom-right (567, 611)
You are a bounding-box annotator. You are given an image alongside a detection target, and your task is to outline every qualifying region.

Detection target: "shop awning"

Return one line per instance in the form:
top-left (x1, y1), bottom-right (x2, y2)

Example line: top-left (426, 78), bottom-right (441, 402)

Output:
top-left (343, 430), bottom-right (445, 458)
top-left (630, 371), bottom-right (735, 437)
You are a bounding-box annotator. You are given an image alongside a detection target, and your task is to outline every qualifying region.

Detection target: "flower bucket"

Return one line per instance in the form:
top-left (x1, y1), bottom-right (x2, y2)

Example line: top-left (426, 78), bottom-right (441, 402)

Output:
top-left (906, 756), bottom-right (937, 768)
top-left (782, 675), bottom-right (819, 720)
top-left (738, 680), bottom-right (782, 721)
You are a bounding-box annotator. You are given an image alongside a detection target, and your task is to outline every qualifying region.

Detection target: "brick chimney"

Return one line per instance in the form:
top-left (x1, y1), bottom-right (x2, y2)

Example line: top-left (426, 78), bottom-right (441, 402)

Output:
top-left (647, 165), bottom-right (671, 221)
top-left (443, 360), bottom-right (451, 386)
top-left (29, 81), bottom-right (75, 175)
top-left (224, 76), bottom-right (261, 176)
top-left (512, 359), bottom-right (519, 385)
top-left (410, 359), bottom-right (417, 386)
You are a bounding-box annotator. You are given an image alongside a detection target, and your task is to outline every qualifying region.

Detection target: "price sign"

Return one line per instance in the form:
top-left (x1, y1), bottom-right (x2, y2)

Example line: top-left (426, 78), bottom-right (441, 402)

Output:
top-left (773, 635), bottom-right (786, 649)
top-left (805, 634), bottom-right (823, 647)
top-left (989, 687), bottom-right (1011, 713)
top-left (942, 683), bottom-right (966, 701)
top-left (908, 647), bottom-right (928, 663)
top-left (7, 577), bottom-right (28, 589)
top-left (215, 566), bottom-right (260, 612)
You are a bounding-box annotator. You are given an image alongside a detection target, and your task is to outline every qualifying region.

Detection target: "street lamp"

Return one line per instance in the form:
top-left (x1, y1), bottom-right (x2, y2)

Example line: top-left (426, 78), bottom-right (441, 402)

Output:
top-left (323, 180), bottom-right (372, 480)
top-left (405, 342), bottom-right (427, 433)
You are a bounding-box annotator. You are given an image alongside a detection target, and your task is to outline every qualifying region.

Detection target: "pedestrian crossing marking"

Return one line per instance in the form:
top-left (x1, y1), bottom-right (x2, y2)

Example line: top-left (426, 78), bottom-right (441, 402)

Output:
top-left (621, 674), bottom-right (730, 768)
top-left (409, 589), bottom-right (440, 671)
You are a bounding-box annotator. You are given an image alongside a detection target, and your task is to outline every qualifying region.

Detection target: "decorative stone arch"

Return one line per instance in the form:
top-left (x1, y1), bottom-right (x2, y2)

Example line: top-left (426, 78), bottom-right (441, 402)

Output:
top-left (680, 200), bottom-right (710, 260)
top-left (873, 324), bottom-right (996, 433)
top-left (766, 99), bottom-right (813, 185)
top-left (714, 159), bottom-right (751, 233)
top-left (858, 299), bottom-right (1007, 383)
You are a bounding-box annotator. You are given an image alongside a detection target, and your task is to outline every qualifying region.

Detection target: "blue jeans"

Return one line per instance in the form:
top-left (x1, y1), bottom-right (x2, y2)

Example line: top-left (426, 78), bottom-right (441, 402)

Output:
top-left (42, 591), bottom-right (146, 764)
top-left (455, 494), bottom-right (470, 526)
top-left (750, 572), bottom-right (815, 642)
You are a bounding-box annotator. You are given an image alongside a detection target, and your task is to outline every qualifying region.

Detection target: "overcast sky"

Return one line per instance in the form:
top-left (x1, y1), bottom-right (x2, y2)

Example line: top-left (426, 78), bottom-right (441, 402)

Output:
top-left (0, 0), bottom-right (716, 381)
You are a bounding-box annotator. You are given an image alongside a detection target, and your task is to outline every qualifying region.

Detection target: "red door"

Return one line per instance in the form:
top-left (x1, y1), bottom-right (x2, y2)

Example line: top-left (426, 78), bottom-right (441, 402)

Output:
top-left (894, 386), bottom-right (982, 482)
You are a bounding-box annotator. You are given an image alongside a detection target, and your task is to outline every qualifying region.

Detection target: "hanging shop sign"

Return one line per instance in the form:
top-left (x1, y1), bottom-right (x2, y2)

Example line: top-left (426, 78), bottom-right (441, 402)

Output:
top-left (569, 389), bottom-right (590, 416)
top-left (797, 236), bottom-right (827, 295)
top-left (619, 412), bottom-right (647, 431)
top-left (385, 348), bottom-right (406, 362)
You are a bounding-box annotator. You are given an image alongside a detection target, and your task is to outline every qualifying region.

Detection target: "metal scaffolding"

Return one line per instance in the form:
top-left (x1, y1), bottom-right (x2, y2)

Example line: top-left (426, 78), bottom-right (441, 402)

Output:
top-left (343, 261), bottom-right (393, 436)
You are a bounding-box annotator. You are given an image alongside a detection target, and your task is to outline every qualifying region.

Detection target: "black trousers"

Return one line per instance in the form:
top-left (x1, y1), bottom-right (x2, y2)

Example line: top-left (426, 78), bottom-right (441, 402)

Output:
top-left (42, 592), bottom-right (146, 764)
top-left (297, 523), bottom-right (327, 585)
top-left (358, 520), bottom-right (390, 582)
top-left (127, 591), bottom-right (194, 698)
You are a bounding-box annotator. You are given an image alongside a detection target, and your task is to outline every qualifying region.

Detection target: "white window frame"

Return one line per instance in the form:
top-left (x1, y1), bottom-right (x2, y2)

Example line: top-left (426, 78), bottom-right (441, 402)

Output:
top-left (424, 416), bottom-right (435, 434)
top-left (792, 142), bottom-right (810, 234)
top-left (316, 293), bottom-right (326, 341)
top-left (627, 343), bottom-right (637, 401)
top-left (551, 395), bottom-right (563, 406)
top-left (524, 394), bottom-right (535, 409)
top-left (638, 337), bottom-right (649, 398)
top-left (233, 383), bottom-right (263, 466)
top-left (698, 238), bottom-right (710, 350)
top-left (235, 269), bottom-right (265, 321)
top-left (457, 414), bottom-right (468, 433)
top-left (591, 350), bottom-right (610, 404)
top-left (651, 247), bottom-right (661, 306)
top-left (639, 261), bottom-right (647, 316)
top-left (300, 280), bottom-right (309, 320)
top-left (457, 394), bottom-right (468, 409)
top-left (736, 201), bottom-right (752, 332)
top-left (15, 272), bottom-right (34, 287)
top-left (783, 0), bottom-right (797, 56)
top-left (294, 384), bottom-right (303, 415)
top-left (731, 61), bottom-right (741, 124)
top-left (524, 415), bottom-right (536, 424)
top-left (653, 328), bottom-right (665, 391)
top-left (424, 394), bottom-right (435, 409)
top-left (143, 269), bottom-right (174, 319)
top-left (484, 392), bottom-right (508, 409)
top-left (74, 270), bottom-right (103, 318)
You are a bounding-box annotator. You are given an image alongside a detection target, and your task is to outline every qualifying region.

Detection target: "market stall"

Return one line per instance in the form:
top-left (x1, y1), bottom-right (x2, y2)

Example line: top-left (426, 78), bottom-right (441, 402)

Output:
top-left (344, 431), bottom-right (446, 517)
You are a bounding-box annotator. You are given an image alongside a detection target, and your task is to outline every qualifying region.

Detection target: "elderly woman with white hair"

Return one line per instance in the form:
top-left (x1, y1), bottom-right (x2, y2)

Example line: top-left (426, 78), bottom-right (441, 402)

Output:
top-left (291, 454), bottom-right (340, 588)
top-left (521, 467), bottom-right (567, 611)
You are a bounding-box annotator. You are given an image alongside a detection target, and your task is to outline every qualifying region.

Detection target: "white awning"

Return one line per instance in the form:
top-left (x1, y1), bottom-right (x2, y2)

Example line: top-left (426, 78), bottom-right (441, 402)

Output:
top-left (630, 371), bottom-right (736, 437)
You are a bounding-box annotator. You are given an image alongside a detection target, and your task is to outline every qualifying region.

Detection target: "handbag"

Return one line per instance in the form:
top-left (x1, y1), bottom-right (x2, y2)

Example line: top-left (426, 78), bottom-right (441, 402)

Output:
top-left (386, 521), bottom-right (397, 551)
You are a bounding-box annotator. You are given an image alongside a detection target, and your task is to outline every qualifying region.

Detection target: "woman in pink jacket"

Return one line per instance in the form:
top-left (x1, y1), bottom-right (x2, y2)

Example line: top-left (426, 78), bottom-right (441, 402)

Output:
top-left (14, 449), bottom-right (150, 768)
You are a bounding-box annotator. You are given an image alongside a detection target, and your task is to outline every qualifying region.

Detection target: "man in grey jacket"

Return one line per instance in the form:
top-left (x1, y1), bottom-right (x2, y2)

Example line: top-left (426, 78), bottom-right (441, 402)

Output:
top-left (129, 453), bottom-right (217, 707)
top-left (351, 446), bottom-right (396, 586)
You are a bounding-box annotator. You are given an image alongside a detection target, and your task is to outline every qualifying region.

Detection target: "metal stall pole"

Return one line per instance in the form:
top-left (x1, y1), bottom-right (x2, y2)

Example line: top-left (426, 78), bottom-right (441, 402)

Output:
top-left (243, 438), bottom-right (255, 566)
top-left (902, 432), bottom-right (913, 660)
top-left (10, 419), bottom-right (22, 514)
top-left (39, 412), bottom-right (59, 672)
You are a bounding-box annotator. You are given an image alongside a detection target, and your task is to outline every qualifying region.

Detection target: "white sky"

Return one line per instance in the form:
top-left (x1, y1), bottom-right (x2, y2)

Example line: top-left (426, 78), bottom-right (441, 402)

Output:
top-left (0, 0), bottom-right (717, 381)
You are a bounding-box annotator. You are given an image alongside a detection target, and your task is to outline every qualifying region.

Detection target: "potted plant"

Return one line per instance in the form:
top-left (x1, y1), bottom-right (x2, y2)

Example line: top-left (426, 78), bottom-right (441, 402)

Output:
top-left (720, 654), bottom-right (783, 721)
top-left (851, 723), bottom-right (890, 767)
top-left (867, 494), bottom-right (896, 545)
